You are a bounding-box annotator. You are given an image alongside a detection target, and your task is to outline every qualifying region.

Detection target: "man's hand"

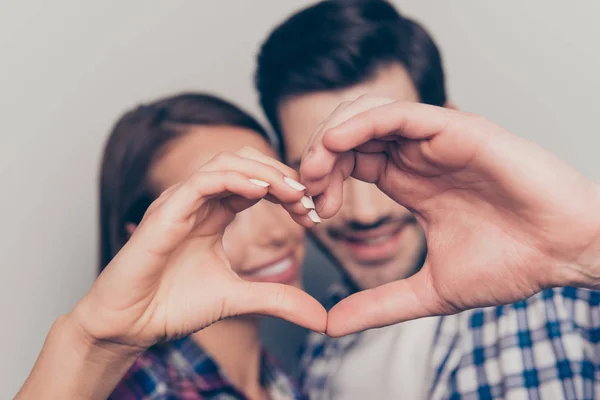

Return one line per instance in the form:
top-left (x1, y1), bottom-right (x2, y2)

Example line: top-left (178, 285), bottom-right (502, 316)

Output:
top-left (299, 95), bottom-right (600, 337)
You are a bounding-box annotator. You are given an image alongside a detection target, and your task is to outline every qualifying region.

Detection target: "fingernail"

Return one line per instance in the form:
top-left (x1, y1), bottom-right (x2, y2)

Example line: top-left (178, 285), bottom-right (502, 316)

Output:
top-left (300, 195), bottom-right (315, 209)
top-left (284, 176), bottom-right (306, 191)
top-left (308, 210), bottom-right (321, 223)
top-left (249, 179), bottom-right (270, 188)
top-left (316, 332), bottom-right (327, 337)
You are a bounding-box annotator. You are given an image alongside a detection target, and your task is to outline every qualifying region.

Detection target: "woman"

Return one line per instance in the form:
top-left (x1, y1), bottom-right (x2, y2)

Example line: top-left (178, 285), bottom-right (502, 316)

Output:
top-left (16, 93), bottom-right (326, 399)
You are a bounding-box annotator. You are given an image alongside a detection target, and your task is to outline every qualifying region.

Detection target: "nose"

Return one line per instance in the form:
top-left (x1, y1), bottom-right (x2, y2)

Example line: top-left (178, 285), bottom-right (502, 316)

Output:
top-left (341, 178), bottom-right (385, 225)
top-left (249, 200), bottom-right (293, 248)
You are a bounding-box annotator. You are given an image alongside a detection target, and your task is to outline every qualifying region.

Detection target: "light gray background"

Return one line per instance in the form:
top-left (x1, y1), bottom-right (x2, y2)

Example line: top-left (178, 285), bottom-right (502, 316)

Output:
top-left (1, 1), bottom-right (599, 397)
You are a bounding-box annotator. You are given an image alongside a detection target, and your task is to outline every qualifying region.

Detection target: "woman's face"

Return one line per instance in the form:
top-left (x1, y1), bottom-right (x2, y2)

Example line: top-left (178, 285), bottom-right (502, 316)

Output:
top-left (148, 125), bottom-right (305, 288)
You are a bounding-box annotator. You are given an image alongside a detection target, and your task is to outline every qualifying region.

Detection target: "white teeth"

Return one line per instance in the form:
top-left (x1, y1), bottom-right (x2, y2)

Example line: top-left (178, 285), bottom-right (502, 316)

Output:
top-left (252, 257), bottom-right (293, 277)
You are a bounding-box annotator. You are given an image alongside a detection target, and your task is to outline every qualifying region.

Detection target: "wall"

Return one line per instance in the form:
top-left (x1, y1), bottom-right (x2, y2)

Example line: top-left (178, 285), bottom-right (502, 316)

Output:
top-left (1, 1), bottom-right (599, 396)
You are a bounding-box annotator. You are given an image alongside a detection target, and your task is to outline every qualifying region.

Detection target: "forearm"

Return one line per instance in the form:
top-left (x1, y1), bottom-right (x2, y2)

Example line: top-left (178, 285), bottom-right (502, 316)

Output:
top-left (15, 314), bottom-right (142, 400)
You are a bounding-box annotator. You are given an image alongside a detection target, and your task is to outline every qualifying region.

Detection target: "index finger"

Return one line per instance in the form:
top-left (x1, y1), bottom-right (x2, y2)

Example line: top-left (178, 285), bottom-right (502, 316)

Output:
top-left (299, 96), bottom-right (394, 184)
top-left (322, 102), bottom-right (456, 153)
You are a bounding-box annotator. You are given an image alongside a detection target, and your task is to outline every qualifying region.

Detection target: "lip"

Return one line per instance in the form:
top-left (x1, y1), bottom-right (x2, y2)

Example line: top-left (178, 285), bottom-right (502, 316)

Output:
top-left (240, 251), bottom-right (301, 284)
top-left (329, 222), bottom-right (404, 242)
top-left (329, 220), bottom-right (414, 264)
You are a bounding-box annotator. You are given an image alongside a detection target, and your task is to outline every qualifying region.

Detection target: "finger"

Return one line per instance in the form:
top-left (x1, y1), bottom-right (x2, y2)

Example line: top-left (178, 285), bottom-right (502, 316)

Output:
top-left (228, 281), bottom-right (327, 333)
top-left (165, 171), bottom-right (272, 221)
top-left (222, 195), bottom-right (262, 214)
top-left (325, 269), bottom-right (447, 337)
top-left (202, 152), bottom-right (306, 204)
top-left (136, 171), bottom-right (270, 254)
top-left (304, 152), bottom-right (355, 218)
top-left (311, 152), bottom-right (389, 219)
top-left (140, 183), bottom-right (181, 221)
top-left (351, 151), bottom-right (389, 184)
top-left (322, 102), bottom-right (456, 153)
top-left (355, 140), bottom-right (388, 153)
top-left (103, 171), bottom-right (270, 286)
top-left (281, 195), bottom-right (316, 216)
top-left (301, 102), bottom-right (352, 166)
top-left (236, 146), bottom-right (299, 181)
top-left (290, 209), bottom-right (322, 228)
top-left (313, 163), bottom-right (346, 218)
top-left (200, 153), bottom-right (318, 226)
top-left (300, 96), bottom-right (394, 183)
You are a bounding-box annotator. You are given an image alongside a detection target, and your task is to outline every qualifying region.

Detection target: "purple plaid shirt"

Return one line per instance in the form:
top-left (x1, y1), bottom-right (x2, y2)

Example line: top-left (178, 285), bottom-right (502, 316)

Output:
top-left (110, 336), bottom-right (302, 399)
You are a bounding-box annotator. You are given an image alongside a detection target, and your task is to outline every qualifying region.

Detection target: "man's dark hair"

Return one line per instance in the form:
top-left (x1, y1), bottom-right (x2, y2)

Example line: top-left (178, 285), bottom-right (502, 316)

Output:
top-left (255, 0), bottom-right (447, 156)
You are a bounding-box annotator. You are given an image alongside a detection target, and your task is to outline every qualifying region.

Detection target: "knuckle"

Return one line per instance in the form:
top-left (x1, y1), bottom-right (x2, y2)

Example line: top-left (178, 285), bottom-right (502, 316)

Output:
top-left (186, 172), bottom-right (212, 197)
top-left (222, 170), bottom-right (242, 183)
top-left (148, 203), bottom-right (170, 226)
top-left (209, 151), bottom-right (236, 167)
top-left (236, 146), bottom-right (259, 156)
top-left (333, 101), bottom-right (352, 114)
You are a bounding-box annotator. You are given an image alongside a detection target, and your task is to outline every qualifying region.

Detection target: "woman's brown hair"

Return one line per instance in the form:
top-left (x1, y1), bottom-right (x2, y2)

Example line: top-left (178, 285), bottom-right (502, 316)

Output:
top-left (99, 92), bottom-right (270, 272)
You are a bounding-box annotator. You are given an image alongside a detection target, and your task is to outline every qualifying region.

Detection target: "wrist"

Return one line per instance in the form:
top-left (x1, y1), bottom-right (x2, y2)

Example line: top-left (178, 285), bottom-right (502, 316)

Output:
top-left (571, 234), bottom-right (600, 290)
top-left (16, 314), bottom-right (143, 400)
top-left (62, 311), bottom-right (145, 363)
top-left (64, 308), bottom-right (146, 360)
top-left (557, 184), bottom-right (600, 290)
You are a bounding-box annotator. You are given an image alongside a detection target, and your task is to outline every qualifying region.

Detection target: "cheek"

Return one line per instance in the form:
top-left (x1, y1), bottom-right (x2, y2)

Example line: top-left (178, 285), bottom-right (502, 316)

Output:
top-left (280, 211), bottom-right (306, 242)
top-left (222, 216), bottom-right (249, 272)
top-left (406, 224), bottom-right (426, 246)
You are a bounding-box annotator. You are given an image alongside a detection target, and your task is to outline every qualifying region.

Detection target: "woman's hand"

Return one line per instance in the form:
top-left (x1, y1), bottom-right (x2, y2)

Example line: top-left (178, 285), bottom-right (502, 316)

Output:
top-left (72, 147), bottom-right (326, 350)
top-left (16, 148), bottom-right (325, 400)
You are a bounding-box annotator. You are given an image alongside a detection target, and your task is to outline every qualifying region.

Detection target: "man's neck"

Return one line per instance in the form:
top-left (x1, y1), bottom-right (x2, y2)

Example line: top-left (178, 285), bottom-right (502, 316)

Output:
top-left (192, 317), bottom-right (265, 399)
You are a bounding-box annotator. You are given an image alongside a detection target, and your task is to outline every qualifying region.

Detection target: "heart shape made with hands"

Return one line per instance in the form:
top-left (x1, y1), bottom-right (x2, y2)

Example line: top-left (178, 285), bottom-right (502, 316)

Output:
top-left (76, 97), bottom-right (600, 347)
top-left (295, 96), bottom-right (600, 338)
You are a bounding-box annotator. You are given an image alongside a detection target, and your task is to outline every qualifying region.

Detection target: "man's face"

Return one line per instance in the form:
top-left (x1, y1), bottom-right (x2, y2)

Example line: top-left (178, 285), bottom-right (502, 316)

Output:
top-left (278, 64), bottom-right (427, 290)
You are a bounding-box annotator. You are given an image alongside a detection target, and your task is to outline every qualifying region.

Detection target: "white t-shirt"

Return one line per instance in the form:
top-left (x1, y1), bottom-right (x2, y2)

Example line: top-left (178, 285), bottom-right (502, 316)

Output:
top-left (330, 316), bottom-right (440, 399)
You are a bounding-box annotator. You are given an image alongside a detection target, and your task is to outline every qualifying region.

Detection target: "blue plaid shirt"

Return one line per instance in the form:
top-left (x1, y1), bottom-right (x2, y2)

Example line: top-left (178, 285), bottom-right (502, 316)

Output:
top-left (300, 284), bottom-right (600, 399)
top-left (111, 336), bottom-right (302, 399)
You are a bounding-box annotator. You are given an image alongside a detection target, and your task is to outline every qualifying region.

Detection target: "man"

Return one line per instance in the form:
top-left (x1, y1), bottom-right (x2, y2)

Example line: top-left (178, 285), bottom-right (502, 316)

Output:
top-left (255, 1), bottom-right (599, 398)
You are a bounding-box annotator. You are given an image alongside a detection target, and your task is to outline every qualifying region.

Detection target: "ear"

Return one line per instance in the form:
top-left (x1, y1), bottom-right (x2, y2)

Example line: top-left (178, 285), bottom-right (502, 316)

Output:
top-left (444, 100), bottom-right (459, 111)
top-left (125, 223), bottom-right (137, 238)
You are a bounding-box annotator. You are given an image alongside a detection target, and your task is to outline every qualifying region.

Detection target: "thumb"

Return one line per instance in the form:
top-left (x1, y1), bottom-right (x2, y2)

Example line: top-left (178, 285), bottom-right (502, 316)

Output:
top-left (227, 281), bottom-right (328, 333)
top-left (326, 269), bottom-right (443, 337)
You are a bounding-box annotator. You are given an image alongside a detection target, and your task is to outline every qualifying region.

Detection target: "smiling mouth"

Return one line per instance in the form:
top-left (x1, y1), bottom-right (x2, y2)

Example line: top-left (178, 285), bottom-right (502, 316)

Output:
top-left (252, 257), bottom-right (294, 277)
top-left (328, 217), bottom-right (417, 264)
top-left (339, 230), bottom-right (402, 245)
top-left (242, 253), bottom-right (300, 283)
